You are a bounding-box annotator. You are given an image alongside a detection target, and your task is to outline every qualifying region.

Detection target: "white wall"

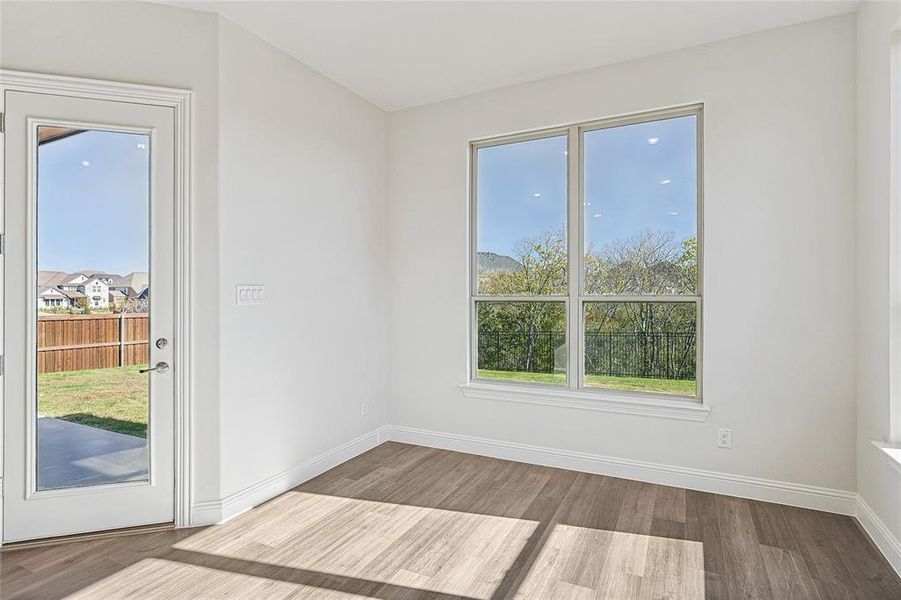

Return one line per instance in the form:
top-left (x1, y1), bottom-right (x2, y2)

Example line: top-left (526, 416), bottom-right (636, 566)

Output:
top-left (857, 0), bottom-right (901, 545)
top-left (0, 0), bottom-right (224, 507)
top-left (0, 2), bottom-right (391, 516)
top-left (387, 15), bottom-right (858, 492)
top-left (216, 19), bottom-right (389, 500)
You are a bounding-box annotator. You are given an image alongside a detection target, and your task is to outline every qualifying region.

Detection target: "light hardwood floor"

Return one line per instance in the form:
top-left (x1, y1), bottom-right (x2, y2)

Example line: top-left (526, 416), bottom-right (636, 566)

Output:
top-left (2, 442), bottom-right (899, 599)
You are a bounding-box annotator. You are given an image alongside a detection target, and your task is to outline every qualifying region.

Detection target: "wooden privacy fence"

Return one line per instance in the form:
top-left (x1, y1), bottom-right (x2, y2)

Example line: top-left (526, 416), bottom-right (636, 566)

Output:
top-left (37, 313), bottom-right (148, 374)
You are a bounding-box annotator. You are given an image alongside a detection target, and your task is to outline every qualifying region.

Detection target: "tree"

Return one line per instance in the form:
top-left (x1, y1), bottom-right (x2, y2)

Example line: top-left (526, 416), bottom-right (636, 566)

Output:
top-left (479, 228), bottom-right (697, 379)
top-left (122, 298), bottom-right (149, 314)
top-left (478, 227), bottom-right (567, 296)
top-left (478, 228), bottom-right (567, 373)
top-left (583, 231), bottom-right (697, 380)
top-left (584, 230), bottom-right (695, 295)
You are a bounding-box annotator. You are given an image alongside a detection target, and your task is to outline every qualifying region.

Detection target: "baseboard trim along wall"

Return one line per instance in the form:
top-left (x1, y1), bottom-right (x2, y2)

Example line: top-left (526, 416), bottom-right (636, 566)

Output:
top-left (856, 496), bottom-right (901, 577)
top-left (191, 426), bottom-right (389, 525)
top-left (385, 425), bottom-right (858, 514)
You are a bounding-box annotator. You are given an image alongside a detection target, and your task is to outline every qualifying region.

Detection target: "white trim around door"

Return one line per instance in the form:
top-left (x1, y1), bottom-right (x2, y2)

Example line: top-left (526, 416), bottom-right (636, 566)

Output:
top-left (0, 69), bottom-right (195, 540)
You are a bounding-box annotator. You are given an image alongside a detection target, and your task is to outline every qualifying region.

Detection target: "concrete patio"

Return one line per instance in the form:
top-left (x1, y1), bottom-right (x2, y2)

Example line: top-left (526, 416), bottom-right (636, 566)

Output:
top-left (36, 417), bottom-right (148, 490)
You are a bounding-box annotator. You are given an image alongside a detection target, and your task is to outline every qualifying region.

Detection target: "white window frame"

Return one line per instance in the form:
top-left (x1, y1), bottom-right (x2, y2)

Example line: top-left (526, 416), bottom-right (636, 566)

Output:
top-left (468, 104), bottom-right (705, 414)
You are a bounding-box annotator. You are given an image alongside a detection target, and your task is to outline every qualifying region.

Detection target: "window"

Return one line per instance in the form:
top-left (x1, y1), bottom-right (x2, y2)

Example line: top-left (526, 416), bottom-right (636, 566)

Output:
top-left (471, 105), bottom-right (702, 399)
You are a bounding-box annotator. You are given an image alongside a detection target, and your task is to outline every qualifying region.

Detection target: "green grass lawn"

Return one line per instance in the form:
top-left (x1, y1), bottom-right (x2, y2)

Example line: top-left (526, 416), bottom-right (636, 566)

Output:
top-left (37, 365), bottom-right (148, 438)
top-left (477, 369), bottom-right (696, 396)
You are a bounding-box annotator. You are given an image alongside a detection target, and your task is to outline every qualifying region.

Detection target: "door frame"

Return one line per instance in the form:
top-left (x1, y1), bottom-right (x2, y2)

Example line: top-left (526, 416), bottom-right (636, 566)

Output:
top-left (0, 70), bottom-right (195, 541)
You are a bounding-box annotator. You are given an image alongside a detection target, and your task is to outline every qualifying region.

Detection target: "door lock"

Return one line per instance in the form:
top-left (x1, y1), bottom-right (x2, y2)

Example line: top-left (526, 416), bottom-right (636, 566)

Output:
top-left (155, 338), bottom-right (169, 350)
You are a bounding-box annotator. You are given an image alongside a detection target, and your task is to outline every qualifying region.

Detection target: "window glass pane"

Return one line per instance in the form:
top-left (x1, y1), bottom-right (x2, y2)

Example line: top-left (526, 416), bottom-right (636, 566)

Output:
top-left (36, 127), bottom-right (151, 490)
top-left (476, 135), bottom-right (567, 295)
top-left (477, 301), bottom-right (567, 385)
top-left (583, 115), bottom-right (697, 295)
top-left (583, 301), bottom-right (697, 396)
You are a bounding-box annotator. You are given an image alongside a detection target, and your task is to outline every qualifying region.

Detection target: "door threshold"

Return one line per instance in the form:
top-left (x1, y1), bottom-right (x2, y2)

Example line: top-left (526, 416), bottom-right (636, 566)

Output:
top-left (1, 522), bottom-right (175, 551)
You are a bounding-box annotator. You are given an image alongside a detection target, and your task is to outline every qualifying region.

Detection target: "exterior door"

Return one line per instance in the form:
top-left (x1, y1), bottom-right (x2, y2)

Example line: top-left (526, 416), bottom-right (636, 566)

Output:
top-left (2, 90), bottom-right (175, 542)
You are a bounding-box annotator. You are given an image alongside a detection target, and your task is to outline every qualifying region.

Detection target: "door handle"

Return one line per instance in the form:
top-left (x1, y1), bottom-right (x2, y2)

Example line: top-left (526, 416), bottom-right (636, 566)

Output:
top-left (140, 361), bottom-right (169, 374)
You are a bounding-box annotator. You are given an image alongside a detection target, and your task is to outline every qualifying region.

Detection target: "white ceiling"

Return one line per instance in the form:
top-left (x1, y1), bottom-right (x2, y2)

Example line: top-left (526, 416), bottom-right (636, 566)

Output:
top-left (168, 1), bottom-right (859, 111)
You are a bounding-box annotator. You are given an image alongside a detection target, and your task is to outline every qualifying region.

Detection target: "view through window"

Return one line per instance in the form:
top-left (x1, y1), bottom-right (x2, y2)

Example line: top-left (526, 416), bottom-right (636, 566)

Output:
top-left (472, 106), bottom-right (701, 398)
top-left (35, 126), bottom-right (151, 490)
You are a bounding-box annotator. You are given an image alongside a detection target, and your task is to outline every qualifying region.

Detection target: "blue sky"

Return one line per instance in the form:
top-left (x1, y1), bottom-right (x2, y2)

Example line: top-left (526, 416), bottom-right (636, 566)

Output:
top-left (37, 130), bottom-right (150, 275)
top-left (477, 115), bottom-right (697, 258)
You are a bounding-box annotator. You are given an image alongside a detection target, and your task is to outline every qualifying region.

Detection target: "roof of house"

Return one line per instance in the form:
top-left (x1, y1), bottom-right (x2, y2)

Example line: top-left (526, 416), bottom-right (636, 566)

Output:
top-left (108, 272), bottom-right (149, 292)
top-left (38, 285), bottom-right (85, 299)
top-left (37, 271), bottom-right (72, 287)
top-left (37, 286), bottom-right (64, 296)
top-left (82, 277), bottom-right (110, 286)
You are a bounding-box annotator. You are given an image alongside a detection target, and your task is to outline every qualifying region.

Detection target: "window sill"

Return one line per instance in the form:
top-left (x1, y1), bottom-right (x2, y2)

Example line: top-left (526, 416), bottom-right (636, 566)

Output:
top-left (872, 441), bottom-right (901, 476)
top-left (460, 382), bottom-right (711, 422)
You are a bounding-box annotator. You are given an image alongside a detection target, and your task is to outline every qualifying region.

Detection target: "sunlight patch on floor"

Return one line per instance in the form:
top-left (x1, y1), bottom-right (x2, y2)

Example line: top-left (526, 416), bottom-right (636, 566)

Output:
top-left (171, 491), bottom-right (538, 599)
top-left (515, 524), bottom-right (705, 599)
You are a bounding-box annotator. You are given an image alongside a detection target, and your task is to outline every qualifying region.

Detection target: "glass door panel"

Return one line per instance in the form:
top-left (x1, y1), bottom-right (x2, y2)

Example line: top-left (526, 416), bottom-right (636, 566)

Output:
top-left (35, 126), bottom-right (151, 491)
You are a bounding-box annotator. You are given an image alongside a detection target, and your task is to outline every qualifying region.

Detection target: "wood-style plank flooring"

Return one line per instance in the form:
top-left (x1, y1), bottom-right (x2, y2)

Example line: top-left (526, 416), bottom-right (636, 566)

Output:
top-left (1, 442), bottom-right (899, 599)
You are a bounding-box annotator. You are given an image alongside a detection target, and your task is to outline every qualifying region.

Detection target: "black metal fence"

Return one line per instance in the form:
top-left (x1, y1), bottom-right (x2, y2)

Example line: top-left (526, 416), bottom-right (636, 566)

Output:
top-left (583, 332), bottom-right (695, 380)
top-left (477, 332), bottom-right (567, 374)
top-left (478, 331), bottom-right (696, 380)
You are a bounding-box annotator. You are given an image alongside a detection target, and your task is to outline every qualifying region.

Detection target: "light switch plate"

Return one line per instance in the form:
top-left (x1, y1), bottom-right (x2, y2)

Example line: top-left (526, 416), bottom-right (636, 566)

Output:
top-left (236, 284), bottom-right (265, 306)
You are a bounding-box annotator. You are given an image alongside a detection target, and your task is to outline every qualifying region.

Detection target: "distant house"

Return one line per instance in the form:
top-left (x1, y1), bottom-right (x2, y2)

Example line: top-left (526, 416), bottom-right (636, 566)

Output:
top-left (36, 271), bottom-right (149, 311)
top-left (108, 289), bottom-right (128, 311)
top-left (37, 272), bottom-right (88, 310)
top-left (107, 272), bottom-right (149, 299)
top-left (62, 288), bottom-right (88, 306)
top-left (36, 285), bottom-right (88, 310)
top-left (82, 277), bottom-right (110, 309)
top-left (37, 286), bottom-right (70, 308)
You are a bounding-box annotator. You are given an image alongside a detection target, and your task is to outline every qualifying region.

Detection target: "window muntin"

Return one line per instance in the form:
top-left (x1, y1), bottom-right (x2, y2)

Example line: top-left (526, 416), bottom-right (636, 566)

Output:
top-left (471, 105), bottom-right (702, 399)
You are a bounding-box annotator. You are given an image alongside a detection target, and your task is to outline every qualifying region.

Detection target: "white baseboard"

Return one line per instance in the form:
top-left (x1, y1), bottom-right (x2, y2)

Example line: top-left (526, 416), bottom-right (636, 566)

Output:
top-left (384, 425), bottom-right (858, 515)
top-left (856, 496), bottom-right (901, 577)
top-left (190, 498), bottom-right (225, 527)
top-left (190, 426), bottom-right (388, 525)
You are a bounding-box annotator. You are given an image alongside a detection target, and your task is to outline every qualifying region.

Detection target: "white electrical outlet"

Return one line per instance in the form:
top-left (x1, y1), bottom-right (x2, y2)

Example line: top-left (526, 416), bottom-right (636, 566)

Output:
top-left (717, 427), bottom-right (732, 449)
top-left (361, 401), bottom-right (370, 416)
top-left (236, 284), bottom-right (265, 306)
